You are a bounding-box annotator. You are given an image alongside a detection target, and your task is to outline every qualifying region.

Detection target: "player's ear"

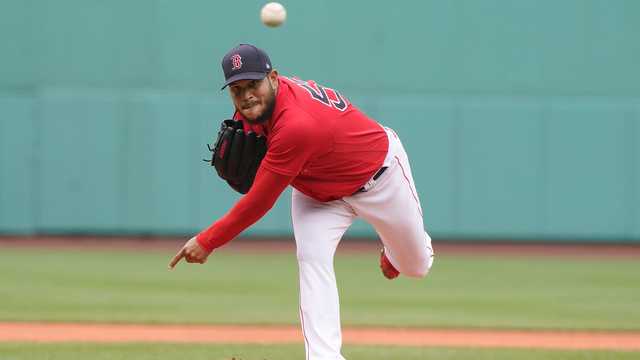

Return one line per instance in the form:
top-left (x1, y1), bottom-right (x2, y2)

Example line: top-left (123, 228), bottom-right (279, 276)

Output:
top-left (267, 70), bottom-right (278, 83)
top-left (266, 70), bottom-right (279, 90)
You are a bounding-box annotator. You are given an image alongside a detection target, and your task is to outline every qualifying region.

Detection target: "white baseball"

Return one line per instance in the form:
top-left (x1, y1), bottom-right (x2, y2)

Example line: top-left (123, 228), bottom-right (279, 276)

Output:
top-left (260, 2), bottom-right (287, 27)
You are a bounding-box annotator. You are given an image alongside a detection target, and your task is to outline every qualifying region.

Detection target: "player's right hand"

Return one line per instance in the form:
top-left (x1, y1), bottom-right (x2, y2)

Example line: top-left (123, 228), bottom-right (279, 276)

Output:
top-left (168, 236), bottom-right (211, 269)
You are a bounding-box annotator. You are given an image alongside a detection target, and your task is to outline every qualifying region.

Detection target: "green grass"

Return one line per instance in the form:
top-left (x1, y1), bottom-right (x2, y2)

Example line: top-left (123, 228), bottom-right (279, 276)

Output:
top-left (0, 343), bottom-right (638, 360)
top-left (0, 247), bottom-right (638, 330)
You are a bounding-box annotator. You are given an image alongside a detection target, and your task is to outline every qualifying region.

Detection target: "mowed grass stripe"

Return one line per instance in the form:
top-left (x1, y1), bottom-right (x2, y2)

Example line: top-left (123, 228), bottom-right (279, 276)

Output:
top-left (0, 343), bottom-right (638, 360)
top-left (0, 247), bottom-right (638, 330)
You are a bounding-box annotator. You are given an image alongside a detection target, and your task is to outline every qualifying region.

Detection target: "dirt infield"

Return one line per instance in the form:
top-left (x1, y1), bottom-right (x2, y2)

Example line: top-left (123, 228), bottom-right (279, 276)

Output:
top-left (2, 235), bottom-right (640, 258)
top-left (2, 236), bottom-right (639, 351)
top-left (1, 322), bottom-right (639, 350)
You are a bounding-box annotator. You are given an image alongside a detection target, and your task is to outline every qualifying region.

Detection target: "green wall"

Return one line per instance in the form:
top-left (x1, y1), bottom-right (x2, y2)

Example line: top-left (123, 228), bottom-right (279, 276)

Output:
top-left (1, 1), bottom-right (639, 241)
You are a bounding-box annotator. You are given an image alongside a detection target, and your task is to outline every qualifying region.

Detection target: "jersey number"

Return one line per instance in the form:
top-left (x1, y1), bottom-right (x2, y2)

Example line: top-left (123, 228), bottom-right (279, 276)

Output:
top-left (289, 77), bottom-right (349, 112)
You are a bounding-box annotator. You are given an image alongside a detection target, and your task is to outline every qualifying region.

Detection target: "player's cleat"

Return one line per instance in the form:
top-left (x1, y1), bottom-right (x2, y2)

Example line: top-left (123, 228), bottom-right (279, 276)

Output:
top-left (380, 248), bottom-right (400, 280)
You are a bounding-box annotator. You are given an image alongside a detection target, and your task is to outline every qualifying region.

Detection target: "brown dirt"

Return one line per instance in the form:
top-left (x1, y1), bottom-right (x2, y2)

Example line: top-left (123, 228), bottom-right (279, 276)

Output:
top-left (1, 236), bottom-right (639, 351)
top-left (2, 235), bottom-right (640, 258)
top-left (0, 322), bottom-right (639, 350)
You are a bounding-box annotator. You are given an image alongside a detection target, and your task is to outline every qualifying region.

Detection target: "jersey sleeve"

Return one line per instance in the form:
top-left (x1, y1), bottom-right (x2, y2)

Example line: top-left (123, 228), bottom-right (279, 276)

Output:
top-left (196, 166), bottom-right (293, 252)
top-left (260, 111), bottom-right (319, 177)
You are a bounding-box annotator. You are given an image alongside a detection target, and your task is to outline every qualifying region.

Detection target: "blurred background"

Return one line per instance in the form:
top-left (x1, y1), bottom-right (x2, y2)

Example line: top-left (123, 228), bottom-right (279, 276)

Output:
top-left (1, 0), bottom-right (639, 243)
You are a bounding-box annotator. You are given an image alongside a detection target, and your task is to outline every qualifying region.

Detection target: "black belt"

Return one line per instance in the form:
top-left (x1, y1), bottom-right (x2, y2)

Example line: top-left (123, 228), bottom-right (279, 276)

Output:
top-left (353, 166), bottom-right (388, 194)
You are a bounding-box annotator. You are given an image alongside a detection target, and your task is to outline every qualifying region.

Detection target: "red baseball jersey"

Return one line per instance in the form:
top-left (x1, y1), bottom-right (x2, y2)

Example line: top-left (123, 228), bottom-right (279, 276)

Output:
top-left (236, 76), bottom-right (389, 202)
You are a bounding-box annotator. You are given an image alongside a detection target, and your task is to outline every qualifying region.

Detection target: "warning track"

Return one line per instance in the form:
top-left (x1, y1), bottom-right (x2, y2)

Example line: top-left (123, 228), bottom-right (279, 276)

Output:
top-left (1, 322), bottom-right (639, 351)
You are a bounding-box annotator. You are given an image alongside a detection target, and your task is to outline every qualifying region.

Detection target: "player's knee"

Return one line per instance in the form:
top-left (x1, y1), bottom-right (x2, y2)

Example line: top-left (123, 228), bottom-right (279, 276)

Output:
top-left (403, 265), bottom-right (429, 278)
top-left (402, 254), bottom-right (434, 278)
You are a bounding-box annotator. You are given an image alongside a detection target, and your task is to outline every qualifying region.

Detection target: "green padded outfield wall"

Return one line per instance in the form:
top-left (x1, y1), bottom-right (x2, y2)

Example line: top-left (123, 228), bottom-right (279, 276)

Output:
top-left (1, 0), bottom-right (639, 241)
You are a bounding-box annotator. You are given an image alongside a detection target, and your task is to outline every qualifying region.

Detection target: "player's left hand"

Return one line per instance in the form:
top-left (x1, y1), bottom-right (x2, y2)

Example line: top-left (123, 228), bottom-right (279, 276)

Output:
top-left (168, 236), bottom-right (212, 269)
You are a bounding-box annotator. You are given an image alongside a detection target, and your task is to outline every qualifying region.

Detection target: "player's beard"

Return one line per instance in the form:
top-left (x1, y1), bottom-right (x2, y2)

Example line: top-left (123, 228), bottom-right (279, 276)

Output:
top-left (245, 82), bottom-right (276, 125)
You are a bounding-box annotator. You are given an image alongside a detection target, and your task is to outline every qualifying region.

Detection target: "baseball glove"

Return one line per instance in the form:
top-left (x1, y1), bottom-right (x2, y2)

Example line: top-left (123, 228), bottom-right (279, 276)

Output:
top-left (205, 119), bottom-right (267, 194)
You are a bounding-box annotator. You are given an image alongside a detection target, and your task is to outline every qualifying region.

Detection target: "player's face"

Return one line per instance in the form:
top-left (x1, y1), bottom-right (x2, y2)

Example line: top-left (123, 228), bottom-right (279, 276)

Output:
top-left (229, 71), bottom-right (278, 124)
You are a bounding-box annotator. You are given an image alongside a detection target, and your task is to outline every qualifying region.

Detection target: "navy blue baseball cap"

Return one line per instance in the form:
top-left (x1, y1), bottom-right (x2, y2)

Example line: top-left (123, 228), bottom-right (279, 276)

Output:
top-left (221, 44), bottom-right (272, 90)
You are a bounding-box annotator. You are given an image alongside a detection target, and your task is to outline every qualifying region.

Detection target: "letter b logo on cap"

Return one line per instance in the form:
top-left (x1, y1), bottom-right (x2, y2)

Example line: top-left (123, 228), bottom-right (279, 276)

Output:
top-left (231, 54), bottom-right (242, 70)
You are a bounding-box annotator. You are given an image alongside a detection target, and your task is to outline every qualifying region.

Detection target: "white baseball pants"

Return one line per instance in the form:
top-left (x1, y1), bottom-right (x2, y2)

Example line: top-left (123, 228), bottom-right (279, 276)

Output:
top-left (291, 128), bottom-right (434, 360)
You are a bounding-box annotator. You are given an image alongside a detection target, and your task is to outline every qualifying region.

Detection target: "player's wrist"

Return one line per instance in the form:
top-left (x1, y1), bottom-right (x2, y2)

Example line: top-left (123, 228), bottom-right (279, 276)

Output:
top-left (196, 232), bottom-right (215, 253)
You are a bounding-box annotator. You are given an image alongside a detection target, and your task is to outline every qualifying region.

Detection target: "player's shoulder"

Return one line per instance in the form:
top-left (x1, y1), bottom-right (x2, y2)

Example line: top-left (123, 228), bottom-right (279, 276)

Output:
top-left (279, 74), bottom-right (351, 114)
top-left (279, 75), bottom-right (320, 88)
top-left (278, 75), bottom-right (323, 91)
top-left (278, 74), bottom-right (300, 83)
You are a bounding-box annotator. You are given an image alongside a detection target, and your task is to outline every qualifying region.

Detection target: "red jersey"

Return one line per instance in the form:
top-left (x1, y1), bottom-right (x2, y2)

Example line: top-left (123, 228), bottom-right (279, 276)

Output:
top-left (237, 76), bottom-right (389, 202)
top-left (196, 76), bottom-right (389, 252)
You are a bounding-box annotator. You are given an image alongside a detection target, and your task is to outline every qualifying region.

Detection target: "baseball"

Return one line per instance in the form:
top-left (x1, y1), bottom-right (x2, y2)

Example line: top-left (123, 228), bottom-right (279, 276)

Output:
top-left (260, 2), bottom-right (286, 27)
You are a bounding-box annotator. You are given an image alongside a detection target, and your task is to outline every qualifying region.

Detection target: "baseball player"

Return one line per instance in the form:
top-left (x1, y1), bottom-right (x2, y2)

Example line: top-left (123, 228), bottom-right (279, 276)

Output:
top-left (169, 44), bottom-right (435, 360)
